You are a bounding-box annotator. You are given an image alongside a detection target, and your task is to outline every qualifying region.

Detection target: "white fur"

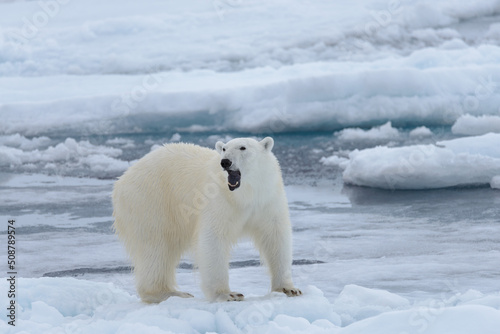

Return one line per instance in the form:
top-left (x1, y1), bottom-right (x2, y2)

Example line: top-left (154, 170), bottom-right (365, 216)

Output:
top-left (112, 137), bottom-right (300, 302)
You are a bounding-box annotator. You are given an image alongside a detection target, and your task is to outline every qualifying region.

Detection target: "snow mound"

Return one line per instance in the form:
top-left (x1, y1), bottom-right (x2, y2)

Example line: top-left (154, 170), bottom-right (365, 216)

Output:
top-left (340, 305), bottom-right (500, 334)
top-left (0, 136), bottom-right (129, 178)
top-left (0, 278), bottom-right (339, 334)
top-left (342, 133), bottom-right (500, 189)
top-left (409, 126), bottom-right (433, 138)
top-left (451, 114), bottom-right (500, 136)
top-left (491, 176), bottom-right (500, 189)
top-left (333, 285), bottom-right (410, 325)
top-left (2, 0), bottom-right (500, 136)
top-left (0, 134), bottom-right (51, 150)
top-left (320, 155), bottom-right (349, 169)
top-left (1, 278), bottom-right (500, 334)
top-left (486, 23), bottom-right (500, 40)
top-left (105, 137), bottom-right (136, 148)
top-left (335, 122), bottom-right (400, 145)
top-left (2, 48), bottom-right (500, 136)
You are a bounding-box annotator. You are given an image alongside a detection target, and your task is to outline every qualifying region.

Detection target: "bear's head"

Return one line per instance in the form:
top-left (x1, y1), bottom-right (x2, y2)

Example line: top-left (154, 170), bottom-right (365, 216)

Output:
top-left (215, 137), bottom-right (274, 191)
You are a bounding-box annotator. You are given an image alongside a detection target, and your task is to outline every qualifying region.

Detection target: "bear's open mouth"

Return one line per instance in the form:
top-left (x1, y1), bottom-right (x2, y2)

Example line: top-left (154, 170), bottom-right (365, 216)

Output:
top-left (227, 170), bottom-right (241, 191)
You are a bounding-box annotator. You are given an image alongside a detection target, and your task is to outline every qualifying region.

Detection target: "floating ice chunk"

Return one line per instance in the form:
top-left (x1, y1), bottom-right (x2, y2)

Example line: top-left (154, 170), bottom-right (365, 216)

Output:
top-left (170, 133), bottom-right (182, 142)
top-left (81, 154), bottom-right (130, 174)
top-left (0, 137), bottom-right (128, 177)
top-left (486, 23), bottom-right (500, 40)
top-left (207, 134), bottom-right (234, 145)
top-left (342, 133), bottom-right (500, 190)
top-left (441, 133), bottom-right (500, 157)
top-left (452, 114), bottom-right (500, 136)
top-left (320, 155), bottom-right (349, 169)
top-left (105, 137), bottom-right (135, 148)
top-left (335, 122), bottom-right (400, 145)
top-left (44, 138), bottom-right (122, 161)
top-left (409, 126), bottom-right (433, 138)
top-left (440, 38), bottom-right (469, 50)
top-left (491, 176), bottom-right (500, 189)
top-left (0, 134), bottom-right (51, 150)
top-left (459, 291), bottom-right (500, 309)
top-left (150, 144), bottom-right (163, 151)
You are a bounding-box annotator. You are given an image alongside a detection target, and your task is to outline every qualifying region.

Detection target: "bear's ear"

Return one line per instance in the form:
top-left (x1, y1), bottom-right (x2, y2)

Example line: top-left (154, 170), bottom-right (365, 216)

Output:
top-left (260, 137), bottom-right (274, 152)
top-left (215, 141), bottom-right (225, 153)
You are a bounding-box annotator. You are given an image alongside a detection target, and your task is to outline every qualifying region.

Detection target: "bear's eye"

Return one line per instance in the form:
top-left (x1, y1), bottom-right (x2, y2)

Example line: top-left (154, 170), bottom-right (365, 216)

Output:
top-left (222, 148), bottom-right (226, 152)
top-left (240, 146), bottom-right (246, 151)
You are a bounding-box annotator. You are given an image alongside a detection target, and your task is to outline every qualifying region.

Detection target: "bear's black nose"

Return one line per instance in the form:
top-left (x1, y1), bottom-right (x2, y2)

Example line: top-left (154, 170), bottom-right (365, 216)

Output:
top-left (221, 159), bottom-right (232, 170)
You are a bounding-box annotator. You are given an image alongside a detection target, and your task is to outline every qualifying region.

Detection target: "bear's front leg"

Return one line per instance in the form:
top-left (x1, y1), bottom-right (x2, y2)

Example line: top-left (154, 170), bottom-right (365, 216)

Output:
top-left (198, 222), bottom-right (244, 302)
top-left (252, 215), bottom-right (302, 297)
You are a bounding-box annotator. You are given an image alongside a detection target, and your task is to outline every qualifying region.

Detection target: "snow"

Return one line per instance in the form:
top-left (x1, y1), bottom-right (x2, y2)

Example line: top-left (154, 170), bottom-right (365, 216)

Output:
top-left (320, 155), bottom-right (349, 169)
top-left (451, 114), bottom-right (500, 136)
top-left (491, 175), bottom-right (500, 189)
top-left (339, 305), bottom-right (500, 334)
top-left (170, 133), bottom-right (182, 142)
top-left (342, 133), bottom-right (500, 189)
top-left (2, 1), bottom-right (500, 136)
top-left (2, 52), bottom-right (500, 136)
top-left (409, 126), bottom-right (433, 138)
top-left (1, 171), bottom-right (500, 333)
top-left (2, 0), bottom-right (498, 76)
top-left (0, 136), bottom-right (130, 178)
top-left (1, 278), bottom-right (499, 334)
top-left (105, 138), bottom-right (135, 149)
top-left (335, 122), bottom-right (400, 145)
top-left (0, 278), bottom-right (336, 333)
top-left (2, 0), bottom-right (500, 332)
top-left (0, 134), bottom-right (51, 150)
top-left (332, 285), bottom-right (410, 325)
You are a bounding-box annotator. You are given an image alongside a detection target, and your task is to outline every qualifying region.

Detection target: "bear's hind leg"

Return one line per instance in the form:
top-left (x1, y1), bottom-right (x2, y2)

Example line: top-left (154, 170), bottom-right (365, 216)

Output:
top-left (140, 291), bottom-right (194, 303)
top-left (135, 245), bottom-right (193, 303)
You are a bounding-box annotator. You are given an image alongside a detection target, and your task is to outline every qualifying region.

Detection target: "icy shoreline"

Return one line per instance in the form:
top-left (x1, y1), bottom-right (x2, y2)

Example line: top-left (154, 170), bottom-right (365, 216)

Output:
top-left (2, 58), bottom-right (500, 136)
top-left (2, 0), bottom-right (500, 136)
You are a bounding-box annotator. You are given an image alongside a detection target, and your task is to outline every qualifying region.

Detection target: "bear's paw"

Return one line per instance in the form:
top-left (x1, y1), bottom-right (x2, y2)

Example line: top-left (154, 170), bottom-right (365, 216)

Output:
top-left (281, 287), bottom-right (302, 297)
top-left (215, 292), bottom-right (245, 302)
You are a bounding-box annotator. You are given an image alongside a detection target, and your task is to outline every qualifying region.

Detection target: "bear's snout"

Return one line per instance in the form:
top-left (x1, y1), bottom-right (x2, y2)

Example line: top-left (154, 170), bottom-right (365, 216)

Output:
top-left (221, 159), bottom-right (232, 170)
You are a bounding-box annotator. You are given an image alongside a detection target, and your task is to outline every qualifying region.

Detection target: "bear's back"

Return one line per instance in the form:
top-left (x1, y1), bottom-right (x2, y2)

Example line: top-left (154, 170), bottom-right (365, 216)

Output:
top-left (113, 143), bottom-right (221, 210)
top-left (112, 143), bottom-right (223, 236)
top-left (120, 142), bottom-right (218, 182)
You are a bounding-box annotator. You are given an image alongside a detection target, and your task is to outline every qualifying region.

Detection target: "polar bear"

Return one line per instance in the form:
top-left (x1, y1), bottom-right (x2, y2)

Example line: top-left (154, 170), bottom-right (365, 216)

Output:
top-left (112, 137), bottom-right (301, 302)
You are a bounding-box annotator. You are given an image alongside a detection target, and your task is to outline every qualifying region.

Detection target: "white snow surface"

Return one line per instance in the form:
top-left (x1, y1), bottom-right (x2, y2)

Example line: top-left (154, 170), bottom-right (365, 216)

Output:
top-left (342, 133), bottom-right (500, 189)
top-left (491, 175), bottom-right (500, 189)
top-left (409, 126), bottom-right (433, 138)
top-left (2, 0), bottom-right (500, 332)
top-left (2, 0), bottom-right (500, 135)
top-left (451, 114), bottom-right (500, 135)
top-left (320, 155), bottom-right (350, 169)
top-left (0, 135), bottom-right (130, 178)
top-left (2, 278), bottom-right (500, 334)
top-left (335, 122), bottom-right (400, 145)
